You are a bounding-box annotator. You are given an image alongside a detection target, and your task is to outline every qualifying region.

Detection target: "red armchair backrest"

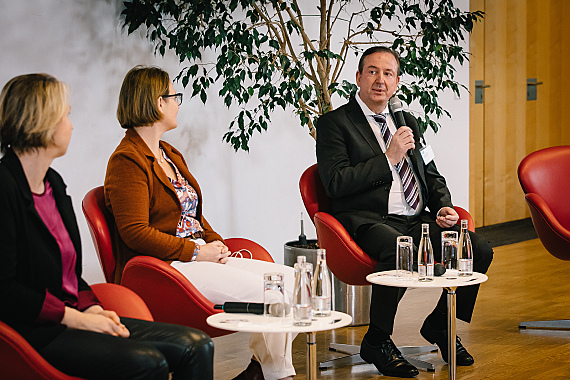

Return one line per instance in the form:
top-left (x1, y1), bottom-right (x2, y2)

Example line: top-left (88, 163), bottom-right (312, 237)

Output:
top-left (300, 164), bottom-right (378, 285)
top-left (82, 186), bottom-right (116, 283)
top-left (518, 145), bottom-right (570, 230)
top-left (518, 146), bottom-right (570, 260)
top-left (299, 163), bottom-right (329, 221)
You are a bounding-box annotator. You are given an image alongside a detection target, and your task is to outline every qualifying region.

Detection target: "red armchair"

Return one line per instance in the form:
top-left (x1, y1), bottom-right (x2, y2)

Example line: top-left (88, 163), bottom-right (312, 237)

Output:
top-left (518, 145), bottom-right (570, 329)
top-left (299, 163), bottom-right (474, 370)
top-left (82, 186), bottom-right (274, 338)
top-left (0, 283), bottom-right (153, 380)
top-left (300, 164), bottom-right (474, 285)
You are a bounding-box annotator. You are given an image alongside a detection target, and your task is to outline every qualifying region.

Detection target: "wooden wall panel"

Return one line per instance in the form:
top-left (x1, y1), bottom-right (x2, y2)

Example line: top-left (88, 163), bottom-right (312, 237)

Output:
top-left (469, 0), bottom-right (570, 227)
top-left (469, 0), bottom-right (485, 227)
top-left (482, 0), bottom-right (527, 225)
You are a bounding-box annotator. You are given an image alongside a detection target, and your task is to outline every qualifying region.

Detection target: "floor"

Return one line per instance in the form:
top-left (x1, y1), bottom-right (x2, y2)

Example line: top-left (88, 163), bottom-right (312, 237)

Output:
top-left (213, 238), bottom-right (570, 379)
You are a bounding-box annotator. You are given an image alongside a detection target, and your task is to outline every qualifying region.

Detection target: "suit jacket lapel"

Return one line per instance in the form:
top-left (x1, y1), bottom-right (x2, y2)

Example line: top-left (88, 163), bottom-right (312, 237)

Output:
top-left (346, 97), bottom-right (383, 156)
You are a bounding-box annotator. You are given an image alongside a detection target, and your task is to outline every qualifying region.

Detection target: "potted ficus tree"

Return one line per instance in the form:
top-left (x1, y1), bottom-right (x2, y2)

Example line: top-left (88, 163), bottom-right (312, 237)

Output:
top-left (120, 0), bottom-right (482, 151)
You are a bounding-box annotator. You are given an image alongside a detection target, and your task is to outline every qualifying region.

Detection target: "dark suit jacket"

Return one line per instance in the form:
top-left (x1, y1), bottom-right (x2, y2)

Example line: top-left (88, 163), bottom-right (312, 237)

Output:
top-left (0, 150), bottom-right (94, 349)
top-left (316, 96), bottom-right (453, 235)
top-left (104, 129), bottom-right (223, 283)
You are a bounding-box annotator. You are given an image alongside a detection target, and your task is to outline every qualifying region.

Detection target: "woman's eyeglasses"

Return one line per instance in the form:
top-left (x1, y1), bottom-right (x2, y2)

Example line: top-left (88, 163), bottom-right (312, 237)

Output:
top-left (162, 93), bottom-right (183, 106)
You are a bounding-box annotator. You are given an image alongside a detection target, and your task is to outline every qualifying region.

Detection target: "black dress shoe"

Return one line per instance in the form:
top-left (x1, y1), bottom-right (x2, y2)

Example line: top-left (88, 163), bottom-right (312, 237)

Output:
top-left (232, 359), bottom-right (264, 380)
top-left (420, 319), bottom-right (474, 366)
top-left (360, 337), bottom-right (419, 378)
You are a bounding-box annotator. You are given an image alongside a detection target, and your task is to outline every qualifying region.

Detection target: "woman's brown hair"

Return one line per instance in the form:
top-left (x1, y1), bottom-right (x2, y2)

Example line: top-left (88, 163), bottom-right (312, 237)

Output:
top-left (117, 66), bottom-right (170, 129)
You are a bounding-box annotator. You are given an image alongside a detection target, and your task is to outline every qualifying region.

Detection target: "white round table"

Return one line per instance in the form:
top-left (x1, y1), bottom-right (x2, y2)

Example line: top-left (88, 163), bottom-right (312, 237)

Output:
top-left (207, 310), bottom-right (352, 380)
top-left (366, 270), bottom-right (487, 380)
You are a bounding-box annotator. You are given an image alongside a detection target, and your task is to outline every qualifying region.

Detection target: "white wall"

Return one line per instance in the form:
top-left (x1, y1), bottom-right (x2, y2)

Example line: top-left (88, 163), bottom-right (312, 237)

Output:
top-left (0, 0), bottom-right (469, 284)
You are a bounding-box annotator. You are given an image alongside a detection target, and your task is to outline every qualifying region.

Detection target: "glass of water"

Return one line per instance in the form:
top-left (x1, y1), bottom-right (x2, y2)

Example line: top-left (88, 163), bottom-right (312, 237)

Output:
top-left (396, 236), bottom-right (413, 280)
top-left (264, 272), bottom-right (286, 323)
top-left (441, 231), bottom-right (458, 275)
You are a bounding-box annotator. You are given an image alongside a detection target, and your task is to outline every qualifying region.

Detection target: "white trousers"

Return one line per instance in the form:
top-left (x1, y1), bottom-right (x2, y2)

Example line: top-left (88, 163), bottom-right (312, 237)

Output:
top-left (171, 256), bottom-right (297, 380)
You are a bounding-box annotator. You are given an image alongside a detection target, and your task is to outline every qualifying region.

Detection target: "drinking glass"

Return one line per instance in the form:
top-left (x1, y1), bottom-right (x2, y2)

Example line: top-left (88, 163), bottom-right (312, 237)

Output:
top-left (264, 272), bottom-right (286, 323)
top-left (441, 231), bottom-right (459, 274)
top-left (396, 236), bottom-right (413, 280)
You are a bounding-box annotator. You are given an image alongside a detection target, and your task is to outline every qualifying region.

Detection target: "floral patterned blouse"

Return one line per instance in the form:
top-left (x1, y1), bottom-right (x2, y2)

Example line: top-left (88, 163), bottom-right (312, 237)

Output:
top-left (161, 148), bottom-right (204, 239)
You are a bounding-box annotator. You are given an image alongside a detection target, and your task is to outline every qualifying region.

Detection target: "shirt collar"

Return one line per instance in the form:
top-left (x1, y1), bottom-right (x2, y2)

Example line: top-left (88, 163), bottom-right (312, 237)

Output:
top-left (355, 91), bottom-right (390, 117)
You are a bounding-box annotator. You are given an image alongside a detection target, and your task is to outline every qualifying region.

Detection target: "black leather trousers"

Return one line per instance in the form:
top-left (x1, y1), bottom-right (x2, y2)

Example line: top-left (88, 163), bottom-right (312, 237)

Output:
top-left (38, 317), bottom-right (213, 380)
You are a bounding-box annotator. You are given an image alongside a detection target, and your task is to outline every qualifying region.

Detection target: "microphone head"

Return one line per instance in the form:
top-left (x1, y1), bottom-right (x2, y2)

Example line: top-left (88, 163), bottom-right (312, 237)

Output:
top-left (267, 303), bottom-right (292, 316)
top-left (434, 263), bottom-right (446, 276)
top-left (389, 96), bottom-right (404, 112)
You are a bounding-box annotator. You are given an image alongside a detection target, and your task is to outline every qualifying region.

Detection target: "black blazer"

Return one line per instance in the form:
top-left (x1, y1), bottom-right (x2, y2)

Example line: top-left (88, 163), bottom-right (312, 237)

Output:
top-left (0, 150), bottom-right (91, 349)
top-left (316, 96), bottom-right (453, 235)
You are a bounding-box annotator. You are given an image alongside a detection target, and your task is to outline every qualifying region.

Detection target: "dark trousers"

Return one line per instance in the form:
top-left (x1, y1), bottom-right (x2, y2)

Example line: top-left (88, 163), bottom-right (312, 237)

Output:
top-left (38, 318), bottom-right (213, 380)
top-left (355, 212), bottom-right (494, 335)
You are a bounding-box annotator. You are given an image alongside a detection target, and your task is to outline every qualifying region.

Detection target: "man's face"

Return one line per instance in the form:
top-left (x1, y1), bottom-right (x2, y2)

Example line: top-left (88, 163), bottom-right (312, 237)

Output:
top-left (356, 51), bottom-right (400, 113)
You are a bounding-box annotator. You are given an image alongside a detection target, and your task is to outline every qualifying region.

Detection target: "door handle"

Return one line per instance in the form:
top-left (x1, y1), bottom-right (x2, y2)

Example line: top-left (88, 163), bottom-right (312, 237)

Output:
top-left (474, 80), bottom-right (490, 104)
top-left (527, 78), bottom-right (543, 101)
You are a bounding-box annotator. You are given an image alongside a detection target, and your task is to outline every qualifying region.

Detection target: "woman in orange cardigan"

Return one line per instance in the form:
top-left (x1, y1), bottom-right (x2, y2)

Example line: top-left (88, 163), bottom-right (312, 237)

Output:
top-left (105, 66), bottom-right (295, 380)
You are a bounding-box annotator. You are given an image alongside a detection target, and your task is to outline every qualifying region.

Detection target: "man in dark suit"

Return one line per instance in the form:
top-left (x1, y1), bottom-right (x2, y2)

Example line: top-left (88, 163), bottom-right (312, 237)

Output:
top-left (316, 46), bottom-right (493, 378)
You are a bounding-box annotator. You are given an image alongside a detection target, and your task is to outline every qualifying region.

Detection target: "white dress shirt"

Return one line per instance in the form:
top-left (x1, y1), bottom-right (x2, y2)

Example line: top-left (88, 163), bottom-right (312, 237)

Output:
top-left (355, 92), bottom-right (423, 216)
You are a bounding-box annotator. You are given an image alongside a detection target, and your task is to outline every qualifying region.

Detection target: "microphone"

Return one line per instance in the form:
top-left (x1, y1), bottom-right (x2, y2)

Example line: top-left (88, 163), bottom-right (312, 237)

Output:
top-left (214, 302), bottom-right (291, 316)
top-left (388, 96), bottom-right (413, 156)
top-left (434, 263), bottom-right (446, 276)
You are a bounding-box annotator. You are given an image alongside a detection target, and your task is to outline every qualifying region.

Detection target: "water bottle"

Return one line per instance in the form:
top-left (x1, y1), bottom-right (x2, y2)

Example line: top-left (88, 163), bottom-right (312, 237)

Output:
top-left (311, 249), bottom-right (332, 317)
top-left (418, 224), bottom-right (434, 282)
top-left (458, 220), bottom-right (474, 276)
top-left (292, 256), bottom-right (312, 326)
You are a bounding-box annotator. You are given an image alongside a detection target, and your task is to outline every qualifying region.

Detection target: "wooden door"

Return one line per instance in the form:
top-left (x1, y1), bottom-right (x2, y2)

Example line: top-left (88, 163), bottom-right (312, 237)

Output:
top-left (469, 0), bottom-right (570, 227)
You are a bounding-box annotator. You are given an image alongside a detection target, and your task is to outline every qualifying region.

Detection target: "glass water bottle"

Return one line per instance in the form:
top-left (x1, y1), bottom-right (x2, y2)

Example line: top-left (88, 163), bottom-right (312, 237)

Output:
top-left (311, 249), bottom-right (332, 316)
top-left (458, 220), bottom-right (474, 276)
top-left (292, 256), bottom-right (312, 325)
top-left (418, 224), bottom-right (434, 282)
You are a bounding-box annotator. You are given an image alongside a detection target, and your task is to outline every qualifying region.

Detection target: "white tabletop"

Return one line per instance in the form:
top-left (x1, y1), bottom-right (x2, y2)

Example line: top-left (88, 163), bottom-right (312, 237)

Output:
top-left (366, 270), bottom-right (488, 289)
top-left (207, 310), bottom-right (352, 334)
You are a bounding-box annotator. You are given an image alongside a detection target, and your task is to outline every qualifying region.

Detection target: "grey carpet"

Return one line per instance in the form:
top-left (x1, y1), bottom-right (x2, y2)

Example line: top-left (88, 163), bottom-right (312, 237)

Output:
top-left (475, 218), bottom-right (538, 248)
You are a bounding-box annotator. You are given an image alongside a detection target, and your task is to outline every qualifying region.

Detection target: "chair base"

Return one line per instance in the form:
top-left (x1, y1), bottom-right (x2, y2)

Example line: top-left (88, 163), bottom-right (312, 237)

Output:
top-left (519, 319), bottom-right (570, 330)
top-left (319, 343), bottom-right (437, 372)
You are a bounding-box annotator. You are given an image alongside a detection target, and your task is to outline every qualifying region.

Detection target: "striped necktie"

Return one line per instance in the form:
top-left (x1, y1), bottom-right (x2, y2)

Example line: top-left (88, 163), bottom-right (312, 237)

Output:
top-left (373, 114), bottom-right (420, 211)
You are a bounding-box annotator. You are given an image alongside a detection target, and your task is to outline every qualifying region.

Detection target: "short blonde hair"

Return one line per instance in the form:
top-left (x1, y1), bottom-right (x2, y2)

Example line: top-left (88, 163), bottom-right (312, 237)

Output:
top-left (0, 74), bottom-right (68, 154)
top-left (117, 66), bottom-right (170, 129)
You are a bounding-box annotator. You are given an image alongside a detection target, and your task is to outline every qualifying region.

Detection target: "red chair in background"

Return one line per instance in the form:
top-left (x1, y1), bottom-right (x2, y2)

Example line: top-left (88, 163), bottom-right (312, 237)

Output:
top-left (0, 283), bottom-right (153, 380)
top-left (518, 145), bottom-right (570, 330)
top-left (299, 163), bottom-right (474, 370)
top-left (82, 186), bottom-right (274, 338)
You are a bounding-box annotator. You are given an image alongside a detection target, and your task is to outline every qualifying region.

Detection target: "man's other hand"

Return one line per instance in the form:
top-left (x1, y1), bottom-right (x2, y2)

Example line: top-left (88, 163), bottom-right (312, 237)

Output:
top-left (436, 207), bottom-right (459, 228)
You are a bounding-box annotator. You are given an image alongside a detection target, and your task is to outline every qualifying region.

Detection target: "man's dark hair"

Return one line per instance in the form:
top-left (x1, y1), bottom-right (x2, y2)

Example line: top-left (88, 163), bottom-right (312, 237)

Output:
top-left (358, 46), bottom-right (401, 76)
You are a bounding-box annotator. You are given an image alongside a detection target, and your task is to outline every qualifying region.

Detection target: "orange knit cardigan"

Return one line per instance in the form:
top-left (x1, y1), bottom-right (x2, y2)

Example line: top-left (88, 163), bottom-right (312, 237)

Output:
top-left (104, 129), bottom-right (223, 283)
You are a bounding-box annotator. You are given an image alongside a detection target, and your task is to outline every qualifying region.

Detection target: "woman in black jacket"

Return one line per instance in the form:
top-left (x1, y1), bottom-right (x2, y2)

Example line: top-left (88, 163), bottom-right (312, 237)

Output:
top-left (0, 73), bottom-right (214, 380)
